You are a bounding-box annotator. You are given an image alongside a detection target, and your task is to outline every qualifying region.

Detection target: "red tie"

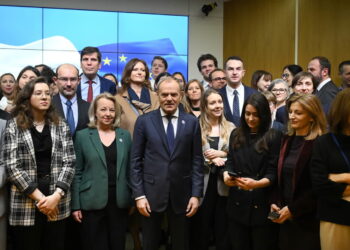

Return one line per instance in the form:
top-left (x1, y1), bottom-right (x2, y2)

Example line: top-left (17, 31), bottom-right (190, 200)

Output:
top-left (87, 80), bottom-right (93, 103)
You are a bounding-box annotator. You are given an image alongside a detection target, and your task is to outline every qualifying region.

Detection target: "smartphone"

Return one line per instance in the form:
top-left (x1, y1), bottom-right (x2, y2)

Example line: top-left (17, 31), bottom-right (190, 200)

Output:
top-left (227, 171), bottom-right (240, 178)
top-left (267, 211), bottom-right (280, 220)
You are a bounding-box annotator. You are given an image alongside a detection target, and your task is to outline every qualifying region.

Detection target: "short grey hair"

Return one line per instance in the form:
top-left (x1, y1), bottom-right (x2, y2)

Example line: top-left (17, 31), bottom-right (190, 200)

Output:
top-left (268, 78), bottom-right (290, 96)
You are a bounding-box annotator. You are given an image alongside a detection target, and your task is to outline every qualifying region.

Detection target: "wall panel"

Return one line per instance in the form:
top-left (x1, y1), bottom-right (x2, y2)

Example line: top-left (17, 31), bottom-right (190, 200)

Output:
top-left (224, 0), bottom-right (295, 85)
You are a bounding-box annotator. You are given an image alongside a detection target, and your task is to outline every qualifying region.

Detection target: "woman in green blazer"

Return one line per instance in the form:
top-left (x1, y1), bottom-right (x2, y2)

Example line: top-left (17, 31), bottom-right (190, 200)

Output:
top-left (71, 93), bottom-right (132, 250)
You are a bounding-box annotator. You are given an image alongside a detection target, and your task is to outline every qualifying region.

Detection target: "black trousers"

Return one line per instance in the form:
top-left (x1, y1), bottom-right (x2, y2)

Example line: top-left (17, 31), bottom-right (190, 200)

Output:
top-left (11, 211), bottom-right (66, 250)
top-left (228, 219), bottom-right (278, 250)
top-left (142, 206), bottom-right (189, 250)
top-left (81, 202), bottom-right (128, 250)
top-left (190, 173), bottom-right (230, 250)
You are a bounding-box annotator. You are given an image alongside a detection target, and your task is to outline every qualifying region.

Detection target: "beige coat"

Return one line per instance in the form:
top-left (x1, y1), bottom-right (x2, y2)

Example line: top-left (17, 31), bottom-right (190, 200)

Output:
top-left (115, 88), bottom-right (159, 137)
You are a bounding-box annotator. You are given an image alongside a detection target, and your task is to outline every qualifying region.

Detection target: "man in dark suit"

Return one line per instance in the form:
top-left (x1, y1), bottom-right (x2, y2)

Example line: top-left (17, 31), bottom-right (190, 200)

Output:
top-left (77, 46), bottom-right (116, 102)
top-left (307, 56), bottom-right (339, 107)
top-left (130, 76), bottom-right (203, 250)
top-left (53, 63), bottom-right (90, 137)
top-left (219, 56), bottom-right (257, 126)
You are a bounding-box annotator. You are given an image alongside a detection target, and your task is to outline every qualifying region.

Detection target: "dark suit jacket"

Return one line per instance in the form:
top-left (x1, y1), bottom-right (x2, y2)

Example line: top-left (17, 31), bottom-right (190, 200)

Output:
top-left (219, 84), bottom-right (257, 126)
top-left (52, 94), bottom-right (90, 135)
top-left (77, 75), bottom-right (117, 99)
top-left (0, 109), bottom-right (10, 120)
top-left (316, 80), bottom-right (339, 107)
top-left (272, 136), bottom-right (318, 224)
top-left (71, 128), bottom-right (132, 210)
top-left (130, 109), bottom-right (204, 214)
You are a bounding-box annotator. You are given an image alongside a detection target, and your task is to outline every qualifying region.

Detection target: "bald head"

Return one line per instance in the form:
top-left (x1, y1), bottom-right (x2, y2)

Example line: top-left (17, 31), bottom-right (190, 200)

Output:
top-left (54, 63), bottom-right (80, 99)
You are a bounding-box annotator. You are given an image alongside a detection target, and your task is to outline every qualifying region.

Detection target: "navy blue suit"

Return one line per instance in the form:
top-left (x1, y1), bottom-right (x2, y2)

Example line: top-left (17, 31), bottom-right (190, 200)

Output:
top-left (219, 84), bottom-right (257, 126)
top-left (77, 75), bottom-right (116, 100)
top-left (130, 108), bottom-right (203, 250)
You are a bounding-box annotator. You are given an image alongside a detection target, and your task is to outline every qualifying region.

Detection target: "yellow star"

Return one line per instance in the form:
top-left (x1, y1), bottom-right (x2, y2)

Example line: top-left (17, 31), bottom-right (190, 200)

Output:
top-left (119, 54), bottom-right (127, 62)
top-left (102, 57), bottom-right (112, 66)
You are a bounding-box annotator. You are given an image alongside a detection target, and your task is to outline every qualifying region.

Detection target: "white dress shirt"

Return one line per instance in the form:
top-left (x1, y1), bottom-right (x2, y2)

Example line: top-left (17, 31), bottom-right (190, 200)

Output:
top-left (160, 108), bottom-right (179, 137)
top-left (317, 78), bottom-right (331, 91)
top-left (225, 83), bottom-right (245, 115)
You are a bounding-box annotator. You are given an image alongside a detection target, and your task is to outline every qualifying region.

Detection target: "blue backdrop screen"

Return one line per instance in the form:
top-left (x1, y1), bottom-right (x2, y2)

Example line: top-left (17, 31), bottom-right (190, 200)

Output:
top-left (0, 6), bottom-right (188, 80)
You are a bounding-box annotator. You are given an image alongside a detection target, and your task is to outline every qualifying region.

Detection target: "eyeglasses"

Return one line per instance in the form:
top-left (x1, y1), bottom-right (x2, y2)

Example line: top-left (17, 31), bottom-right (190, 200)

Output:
top-left (57, 77), bottom-right (79, 83)
top-left (282, 73), bottom-right (290, 78)
top-left (212, 77), bottom-right (226, 81)
top-left (271, 88), bottom-right (287, 93)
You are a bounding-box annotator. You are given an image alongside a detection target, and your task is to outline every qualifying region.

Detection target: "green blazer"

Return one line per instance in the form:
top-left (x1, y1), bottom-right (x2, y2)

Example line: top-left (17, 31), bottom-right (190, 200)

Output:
top-left (71, 127), bottom-right (132, 211)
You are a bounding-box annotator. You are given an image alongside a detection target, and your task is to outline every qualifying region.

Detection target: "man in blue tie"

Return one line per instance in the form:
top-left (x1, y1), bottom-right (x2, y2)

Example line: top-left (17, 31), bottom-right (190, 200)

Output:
top-left (53, 64), bottom-right (90, 138)
top-left (130, 76), bottom-right (203, 250)
top-left (219, 56), bottom-right (257, 126)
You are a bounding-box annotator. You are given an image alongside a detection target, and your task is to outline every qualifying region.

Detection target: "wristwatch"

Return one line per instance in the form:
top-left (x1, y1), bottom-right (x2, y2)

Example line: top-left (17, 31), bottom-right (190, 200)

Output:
top-left (55, 187), bottom-right (65, 198)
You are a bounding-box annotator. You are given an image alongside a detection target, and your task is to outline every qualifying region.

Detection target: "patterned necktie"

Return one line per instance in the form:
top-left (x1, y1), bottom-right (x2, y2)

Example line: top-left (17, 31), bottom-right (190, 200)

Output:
top-left (232, 90), bottom-right (240, 126)
top-left (66, 100), bottom-right (75, 135)
top-left (166, 115), bottom-right (175, 153)
top-left (87, 80), bottom-right (93, 103)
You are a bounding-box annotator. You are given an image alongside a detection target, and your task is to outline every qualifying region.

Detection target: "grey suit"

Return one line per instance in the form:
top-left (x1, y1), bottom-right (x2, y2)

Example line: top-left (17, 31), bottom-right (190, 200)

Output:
top-left (0, 119), bottom-right (7, 250)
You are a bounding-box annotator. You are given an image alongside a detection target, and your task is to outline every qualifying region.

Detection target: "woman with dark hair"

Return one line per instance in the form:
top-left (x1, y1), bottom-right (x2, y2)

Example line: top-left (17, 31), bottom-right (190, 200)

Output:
top-left (223, 93), bottom-right (282, 250)
top-left (270, 94), bottom-right (327, 250)
top-left (172, 72), bottom-right (186, 90)
top-left (17, 65), bottom-right (40, 90)
top-left (191, 89), bottom-right (235, 250)
top-left (115, 58), bottom-right (159, 137)
top-left (282, 64), bottom-right (303, 88)
top-left (0, 77), bottom-right (75, 250)
top-left (72, 93), bottom-right (132, 250)
top-left (184, 79), bottom-right (204, 118)
top-left (251, 70), bottom-right (272, 92)
top-left (154, 71), bottom-right (172, 91)
top-left (103, 73), bottom-right (118, 85)
top-left (0, 73), bottom-right (16, 112)
top-left (311, 88), bottom-right (350, 250)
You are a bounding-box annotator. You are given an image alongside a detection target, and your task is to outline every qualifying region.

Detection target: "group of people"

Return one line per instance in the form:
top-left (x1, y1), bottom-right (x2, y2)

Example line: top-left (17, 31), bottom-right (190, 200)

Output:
top-left (0, 46), bottom-right (350, 250)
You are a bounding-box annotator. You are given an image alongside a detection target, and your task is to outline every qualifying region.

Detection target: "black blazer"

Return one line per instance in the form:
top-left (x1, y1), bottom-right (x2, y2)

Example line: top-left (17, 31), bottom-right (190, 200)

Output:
top-left (315, 80), bottom-right (339, 107)
top-left (219, 84), bottom-right (257, 127)
top-left (130, 109), bottom-right (204, 214)
top-left (272, 136), bottom-right (318, 225)
top-left (311, 133), bottom-right (350, 226)
top-left (226, 129), bottom-right (282, 226)
top-left (0, 109), bottom-right (10, 120)
top-left (52, 94), bottom-right (90, 135)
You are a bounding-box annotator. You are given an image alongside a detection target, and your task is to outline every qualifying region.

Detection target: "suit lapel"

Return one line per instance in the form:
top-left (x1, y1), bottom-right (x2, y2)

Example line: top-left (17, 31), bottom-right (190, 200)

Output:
top-left (76, 98), bottom-right (84, 129)
top-left (89, 129), bottom-right (107, 167)
top-left (172, 111), bottom-right (186, 156)
top-left (49, 123), bottom-right (58, 166)
top-left (151, 109), bottom-right (170, 155)
top-left (219, 88), bottom-right (234, 122)
top-left (21, 129), bottom-right (36, 166)
top-left (53, 95), bottom-right (65, 118)
top-left (116, 128), bottom-right (125, 178)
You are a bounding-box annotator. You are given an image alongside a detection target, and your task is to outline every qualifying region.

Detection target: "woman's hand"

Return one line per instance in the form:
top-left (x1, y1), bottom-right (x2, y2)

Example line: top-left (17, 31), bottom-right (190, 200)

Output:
top-left (72, 210), bottom-right (83, 223)
top-left (204, 149), bottom-right (226, 160)
top-left (329, 173), bottom-right (350, 184)
top-left (271, 205), bottom-right (292, 224)
top-left (235, 177), bottom-right (257, 190)
top-left (37, 193), bottom-right (61, 215)
top-left (223, 171), bottom-right (237, 187)
top-left (211, 157), bottom-right (226, 167)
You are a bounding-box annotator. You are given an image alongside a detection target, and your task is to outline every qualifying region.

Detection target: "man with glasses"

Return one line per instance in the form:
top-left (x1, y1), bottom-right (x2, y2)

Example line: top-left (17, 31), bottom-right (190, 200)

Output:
top-left (209, 68), bottom-right (227, 90)
top-left (53, 63), bottom-right (90, 137)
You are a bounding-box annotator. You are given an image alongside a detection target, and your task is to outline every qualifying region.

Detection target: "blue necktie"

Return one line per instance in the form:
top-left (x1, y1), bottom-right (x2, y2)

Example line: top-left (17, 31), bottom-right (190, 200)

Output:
top-left (66, 100), bottom-right (75, 135)
top-left (166, 115), bottom-right (175, 153)
top-left (232, 90), bottom-right (240, 126)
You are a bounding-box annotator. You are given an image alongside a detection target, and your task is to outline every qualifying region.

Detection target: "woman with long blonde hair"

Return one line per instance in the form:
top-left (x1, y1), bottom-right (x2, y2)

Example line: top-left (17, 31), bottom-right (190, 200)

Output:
top-left (191, 89), bottom-right (235, 250)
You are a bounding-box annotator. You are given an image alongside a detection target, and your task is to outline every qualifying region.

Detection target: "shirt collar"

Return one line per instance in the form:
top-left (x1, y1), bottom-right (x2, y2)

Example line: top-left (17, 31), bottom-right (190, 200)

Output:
top-left (317, 78), bottom-right (331, 91)
top-left (59, 93), bottom-right (77, 105)
top-left (160, 108), bottom-right (179, 118)
top-left (81, 74), bottom-right (99, 84)
top-left (226, 82), bottom-right (244, 95)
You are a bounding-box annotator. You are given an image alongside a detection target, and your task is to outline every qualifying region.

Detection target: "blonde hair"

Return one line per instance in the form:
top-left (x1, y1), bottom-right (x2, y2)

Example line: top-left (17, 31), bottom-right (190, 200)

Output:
top-left (199, 89), bottom-right (234, 146)
top-left (286, 93), bottom-right (327, 140)
top-left (88, 93), bottom-right (121, 128)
